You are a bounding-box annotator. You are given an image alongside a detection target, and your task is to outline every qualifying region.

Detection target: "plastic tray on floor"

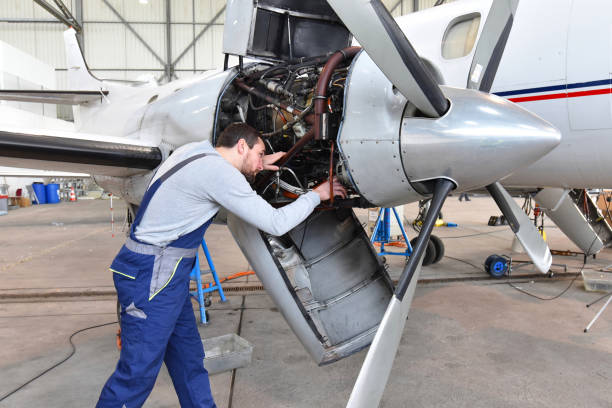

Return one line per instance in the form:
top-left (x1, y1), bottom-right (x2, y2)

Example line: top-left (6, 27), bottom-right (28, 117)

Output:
top-left (582, 269), bottom-right (612, 292)
top-left (202, 333), bottom-right (253, 374)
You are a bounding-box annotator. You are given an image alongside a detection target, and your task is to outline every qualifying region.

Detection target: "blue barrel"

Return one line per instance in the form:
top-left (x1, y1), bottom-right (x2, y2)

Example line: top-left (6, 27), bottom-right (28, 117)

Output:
top-left (32, 183), bottom-right (47, 205)
top-left (45, 183), bottom-right (60, 204)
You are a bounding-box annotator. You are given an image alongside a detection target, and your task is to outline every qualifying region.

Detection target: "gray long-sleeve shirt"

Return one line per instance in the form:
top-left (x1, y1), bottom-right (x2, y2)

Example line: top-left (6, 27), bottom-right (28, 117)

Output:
top-left (134, 140), bottom-right (320, 247)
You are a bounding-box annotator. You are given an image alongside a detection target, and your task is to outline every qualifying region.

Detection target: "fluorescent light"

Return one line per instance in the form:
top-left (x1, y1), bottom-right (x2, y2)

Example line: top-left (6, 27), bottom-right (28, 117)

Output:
top-left (139, 0), bottom-right (148, 4)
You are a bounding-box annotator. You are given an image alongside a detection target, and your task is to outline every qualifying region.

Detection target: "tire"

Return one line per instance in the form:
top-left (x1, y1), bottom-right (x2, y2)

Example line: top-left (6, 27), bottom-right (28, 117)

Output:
top-left (430, 235), bottom-right (445, 264)
top-left (484, 254), bottom-right (497, 272)
top-left (410, 237), bottom-right (437, 266)
top-left (487, 255), bottom-right (508, 278)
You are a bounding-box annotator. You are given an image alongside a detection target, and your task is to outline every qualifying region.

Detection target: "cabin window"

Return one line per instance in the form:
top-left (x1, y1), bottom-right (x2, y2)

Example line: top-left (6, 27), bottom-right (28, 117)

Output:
top-left (441, 13), bottom-right (481, 59)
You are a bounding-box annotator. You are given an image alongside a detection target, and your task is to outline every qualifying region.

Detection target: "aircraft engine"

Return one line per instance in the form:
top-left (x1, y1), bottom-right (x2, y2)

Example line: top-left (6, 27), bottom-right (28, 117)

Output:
top-left (216, 49), bottom-right (397, 365)
top-left (214, 41), bottom-right (558, 364)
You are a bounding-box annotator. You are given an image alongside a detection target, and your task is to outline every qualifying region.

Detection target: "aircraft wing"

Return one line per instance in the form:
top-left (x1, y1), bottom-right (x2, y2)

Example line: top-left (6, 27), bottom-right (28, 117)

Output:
top-left (0, 90), bottom-right (108, 105)
top-left (0, 127), bottom-right (162, 177)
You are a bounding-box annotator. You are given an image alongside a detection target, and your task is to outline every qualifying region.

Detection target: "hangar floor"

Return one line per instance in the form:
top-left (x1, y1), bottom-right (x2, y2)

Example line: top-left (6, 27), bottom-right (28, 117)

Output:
top-left (1, 197), bottom-right (611, 407)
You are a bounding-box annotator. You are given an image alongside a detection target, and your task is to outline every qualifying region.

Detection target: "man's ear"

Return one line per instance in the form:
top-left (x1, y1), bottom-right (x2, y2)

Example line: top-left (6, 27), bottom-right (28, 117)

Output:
top-left (236, 139), bottom-right (246, 155)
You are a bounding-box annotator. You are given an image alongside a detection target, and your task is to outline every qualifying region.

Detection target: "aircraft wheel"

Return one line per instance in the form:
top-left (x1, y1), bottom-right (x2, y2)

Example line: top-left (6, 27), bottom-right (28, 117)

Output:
top-left (410, 238), bottom-right (437, 266)
top-left (485, 254), bottom-right (508, 278)
top-left (430, 235), bottom-right (445, 264)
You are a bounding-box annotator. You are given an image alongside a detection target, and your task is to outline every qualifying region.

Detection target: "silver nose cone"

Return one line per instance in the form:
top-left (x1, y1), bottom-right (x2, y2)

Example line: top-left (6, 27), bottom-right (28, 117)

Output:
top-left (400, 86), bottom-right (561, 191)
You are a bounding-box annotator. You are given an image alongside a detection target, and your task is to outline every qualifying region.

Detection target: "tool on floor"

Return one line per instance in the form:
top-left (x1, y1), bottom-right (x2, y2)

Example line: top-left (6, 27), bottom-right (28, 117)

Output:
top-left (190, 236), bottom-right (227, 324)
top-left (370, 207), bottom-right (413, 258)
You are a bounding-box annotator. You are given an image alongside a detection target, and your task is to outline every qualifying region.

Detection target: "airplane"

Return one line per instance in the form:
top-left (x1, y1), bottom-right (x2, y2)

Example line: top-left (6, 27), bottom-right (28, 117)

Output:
top-left (0, 0), bottom-right (608, 406)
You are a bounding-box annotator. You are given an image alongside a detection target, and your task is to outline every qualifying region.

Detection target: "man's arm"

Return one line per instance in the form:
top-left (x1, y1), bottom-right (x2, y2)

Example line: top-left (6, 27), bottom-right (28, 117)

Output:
top-left (209, 166), bottom-right (345, 236)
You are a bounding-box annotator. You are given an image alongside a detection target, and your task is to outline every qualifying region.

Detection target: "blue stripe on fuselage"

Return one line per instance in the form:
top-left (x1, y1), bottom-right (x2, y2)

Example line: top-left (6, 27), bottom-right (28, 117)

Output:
top-left (494, 78), bottom-right (612, 97)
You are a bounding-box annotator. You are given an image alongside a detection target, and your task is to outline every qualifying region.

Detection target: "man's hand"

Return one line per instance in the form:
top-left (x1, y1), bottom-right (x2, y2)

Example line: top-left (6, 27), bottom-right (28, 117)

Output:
top-left (313, 177), bottom-right (347, 201)
top-left (263, 151), bottom-right (286, 171)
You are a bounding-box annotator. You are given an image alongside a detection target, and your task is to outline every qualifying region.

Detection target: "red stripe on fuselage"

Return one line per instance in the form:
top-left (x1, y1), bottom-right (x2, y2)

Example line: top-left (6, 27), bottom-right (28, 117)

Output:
top-left (509, 88), bottom-right (611, 103)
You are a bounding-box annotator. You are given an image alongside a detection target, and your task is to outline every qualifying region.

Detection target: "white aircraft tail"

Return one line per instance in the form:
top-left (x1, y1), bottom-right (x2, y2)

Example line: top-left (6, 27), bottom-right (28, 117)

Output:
top-left (64, 28), bottom-right (100, 90)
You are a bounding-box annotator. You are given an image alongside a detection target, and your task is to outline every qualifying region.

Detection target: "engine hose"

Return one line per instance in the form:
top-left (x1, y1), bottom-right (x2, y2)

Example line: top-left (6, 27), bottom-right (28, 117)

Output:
top-left (235, 78), bottom-right (302, 115)
top-left (314, 47), bottom-right (361, 140)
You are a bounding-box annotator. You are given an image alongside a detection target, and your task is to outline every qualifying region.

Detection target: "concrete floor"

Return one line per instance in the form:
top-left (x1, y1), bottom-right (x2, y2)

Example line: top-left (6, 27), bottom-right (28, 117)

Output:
top-left (1, 197), bottom-right (611, 407)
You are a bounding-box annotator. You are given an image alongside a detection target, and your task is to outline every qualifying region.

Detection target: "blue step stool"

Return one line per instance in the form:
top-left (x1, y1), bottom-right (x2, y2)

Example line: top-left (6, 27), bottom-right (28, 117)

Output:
top-left (190, 237), bottom-right (227, 324)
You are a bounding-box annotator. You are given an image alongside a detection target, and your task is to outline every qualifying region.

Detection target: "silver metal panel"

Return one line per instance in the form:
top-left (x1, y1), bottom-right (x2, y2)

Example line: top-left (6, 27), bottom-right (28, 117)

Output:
top-left (222, 0), bottom-right (254, 56)
top-left (135, 69), bottom-right (234, 146)
top-left (288, 210), bottom-right (358, 260)
top-left (338, 52), bottom-right (421, 207)
top-left (316, 277), bottom-right (391, 345)
top-left (227, 213), bottom-right (326, 364)
top-left (306, 237), bottom-right (380, 301)
top-left (286, 209), bottom-right (394, 363)
top-left (401, 86), bottom-right (561, 191)
top-left (535, 188), bottom-right (605, 255)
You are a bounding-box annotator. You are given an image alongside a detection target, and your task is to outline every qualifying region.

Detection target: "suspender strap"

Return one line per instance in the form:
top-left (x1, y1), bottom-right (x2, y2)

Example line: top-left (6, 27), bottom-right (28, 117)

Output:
top-left (130, 153), bottom-right (212, 238)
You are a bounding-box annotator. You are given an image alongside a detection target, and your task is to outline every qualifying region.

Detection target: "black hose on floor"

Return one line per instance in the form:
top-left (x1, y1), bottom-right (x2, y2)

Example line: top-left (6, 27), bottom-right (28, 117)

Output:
top-left (0, 321), bottom-right (117, 402)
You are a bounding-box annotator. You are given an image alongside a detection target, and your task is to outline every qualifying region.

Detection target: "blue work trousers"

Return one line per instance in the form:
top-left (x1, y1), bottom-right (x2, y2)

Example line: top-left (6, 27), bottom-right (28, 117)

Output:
top-left (97, 248), bottom-right (216, 407)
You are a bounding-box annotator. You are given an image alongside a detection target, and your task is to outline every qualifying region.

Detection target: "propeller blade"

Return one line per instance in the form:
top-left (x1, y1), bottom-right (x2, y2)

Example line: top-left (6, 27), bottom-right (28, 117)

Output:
top-left (347, 179), bottom-right (454, 408)
top-left (486, 182), bottom-right (552, 273)
top-left (326, 0), bottom-right (448, 118)
top-left (467, 0), bottom-right (519, 92)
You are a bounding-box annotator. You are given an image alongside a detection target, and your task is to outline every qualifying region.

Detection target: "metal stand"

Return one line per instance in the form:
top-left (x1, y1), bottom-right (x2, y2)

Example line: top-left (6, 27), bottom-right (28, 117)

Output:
top-left (584, 292), bottom-right (612, 333)
top-left (370, 207), bottom-right (412, 258)
top-left (190, 237), bottom-right (227, 324)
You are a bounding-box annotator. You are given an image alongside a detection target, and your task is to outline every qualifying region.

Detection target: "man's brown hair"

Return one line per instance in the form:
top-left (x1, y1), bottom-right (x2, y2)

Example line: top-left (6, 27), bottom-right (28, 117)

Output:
top-left (216, 123), bottom-right (261, 149)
